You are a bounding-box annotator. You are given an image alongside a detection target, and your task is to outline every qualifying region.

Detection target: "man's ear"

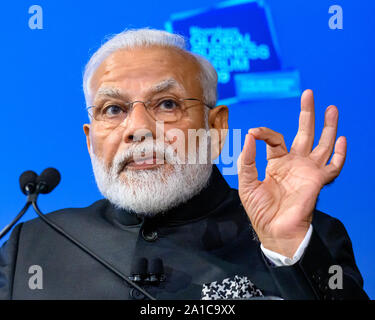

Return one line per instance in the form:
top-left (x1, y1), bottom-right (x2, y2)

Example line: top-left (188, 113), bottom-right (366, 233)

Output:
top-left (207, 105), bottom-right (229, 161)
top-left (83, 124), bottom-right (91, 155)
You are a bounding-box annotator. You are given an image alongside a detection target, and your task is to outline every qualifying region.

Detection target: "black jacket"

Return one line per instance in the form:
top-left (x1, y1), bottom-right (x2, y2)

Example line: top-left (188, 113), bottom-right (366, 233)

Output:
top-left (0, 166), bottom-right (369, 300)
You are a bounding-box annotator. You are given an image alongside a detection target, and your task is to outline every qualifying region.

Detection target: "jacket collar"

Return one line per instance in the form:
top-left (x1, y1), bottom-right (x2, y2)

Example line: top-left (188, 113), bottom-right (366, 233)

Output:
top-left (105, 165), bottom-right (231, 228)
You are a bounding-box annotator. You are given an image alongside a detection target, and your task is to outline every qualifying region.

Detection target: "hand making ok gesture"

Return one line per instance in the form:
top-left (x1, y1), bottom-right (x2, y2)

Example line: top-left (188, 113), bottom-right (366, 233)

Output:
top-left (238, 89), bottom-right (347, 257)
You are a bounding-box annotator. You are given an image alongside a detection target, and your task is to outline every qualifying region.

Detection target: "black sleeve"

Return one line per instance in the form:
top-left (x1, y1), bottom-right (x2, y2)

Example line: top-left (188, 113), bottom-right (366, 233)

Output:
top-left (0, 223), bottom-right (23, 300)
top-left (263, 211), bottom-right (369, 300)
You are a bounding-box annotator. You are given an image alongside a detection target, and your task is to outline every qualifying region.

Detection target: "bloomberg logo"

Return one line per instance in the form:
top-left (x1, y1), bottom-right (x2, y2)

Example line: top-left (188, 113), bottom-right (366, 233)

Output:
top-left (165, 0), bottom-right (300, 105)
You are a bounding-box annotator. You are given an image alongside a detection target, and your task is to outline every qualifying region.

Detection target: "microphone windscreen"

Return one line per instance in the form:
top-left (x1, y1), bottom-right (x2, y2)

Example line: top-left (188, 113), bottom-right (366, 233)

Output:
top-left (19, 170), bottom-right (38, 195)
top-left (37, 168), bottom-right (61, 194)
top-left (131, 257), bottom-right (148, 277)
top-left (149, 258), bottom-right (164, 276)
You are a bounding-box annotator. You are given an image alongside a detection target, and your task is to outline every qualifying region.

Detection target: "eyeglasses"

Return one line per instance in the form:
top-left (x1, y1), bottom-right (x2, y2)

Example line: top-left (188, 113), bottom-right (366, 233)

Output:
top-left (87, 96), bottom-right (213, 127)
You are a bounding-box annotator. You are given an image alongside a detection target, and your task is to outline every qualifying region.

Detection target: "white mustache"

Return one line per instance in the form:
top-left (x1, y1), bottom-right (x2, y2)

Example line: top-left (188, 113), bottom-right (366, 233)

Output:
top-left (111, 140), bottom-right (181, 175)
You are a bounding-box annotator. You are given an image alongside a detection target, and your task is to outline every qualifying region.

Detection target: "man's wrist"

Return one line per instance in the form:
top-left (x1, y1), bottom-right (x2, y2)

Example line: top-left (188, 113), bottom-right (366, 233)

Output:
top-left (261, 225), bottom-right (313, 267)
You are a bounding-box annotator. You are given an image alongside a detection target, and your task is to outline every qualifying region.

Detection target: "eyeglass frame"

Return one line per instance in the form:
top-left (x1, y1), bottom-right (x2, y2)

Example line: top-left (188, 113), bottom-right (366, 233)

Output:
top-left (86, 96), bottom-right (214, 126)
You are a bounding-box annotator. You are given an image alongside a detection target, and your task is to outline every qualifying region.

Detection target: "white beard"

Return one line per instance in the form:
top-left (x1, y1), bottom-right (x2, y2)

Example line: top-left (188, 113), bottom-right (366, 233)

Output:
top-left (90, 139), bottom-right (213, 217)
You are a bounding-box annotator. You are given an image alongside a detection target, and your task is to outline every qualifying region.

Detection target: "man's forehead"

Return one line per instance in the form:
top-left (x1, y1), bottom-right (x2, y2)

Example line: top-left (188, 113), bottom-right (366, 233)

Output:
top-left (99, 46), bottom-right (199, 73)
top-left (90, 46), bottom-right (202, 102)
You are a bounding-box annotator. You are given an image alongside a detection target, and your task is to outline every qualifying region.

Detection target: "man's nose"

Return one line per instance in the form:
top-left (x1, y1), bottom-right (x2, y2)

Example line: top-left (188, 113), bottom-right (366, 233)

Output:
top-left (122, 102), bottom-right (156, 143)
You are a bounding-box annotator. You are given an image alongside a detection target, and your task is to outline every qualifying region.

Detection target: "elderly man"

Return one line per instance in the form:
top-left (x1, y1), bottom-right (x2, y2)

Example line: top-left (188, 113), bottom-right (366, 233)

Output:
top-left (0, 29), bottom-right (368, 300)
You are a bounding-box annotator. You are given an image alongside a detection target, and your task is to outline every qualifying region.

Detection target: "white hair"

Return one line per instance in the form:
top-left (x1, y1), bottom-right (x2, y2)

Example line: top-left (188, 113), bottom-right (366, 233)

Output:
top-left (82, 28), bottom-right (218, 108)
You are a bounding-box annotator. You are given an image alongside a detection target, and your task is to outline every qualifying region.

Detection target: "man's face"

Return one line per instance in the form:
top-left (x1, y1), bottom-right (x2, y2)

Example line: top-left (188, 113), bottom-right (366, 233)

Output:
top-left (84, 46), bottom-right (207, 169)
top-left (83, 46), bottom-right (228, 214)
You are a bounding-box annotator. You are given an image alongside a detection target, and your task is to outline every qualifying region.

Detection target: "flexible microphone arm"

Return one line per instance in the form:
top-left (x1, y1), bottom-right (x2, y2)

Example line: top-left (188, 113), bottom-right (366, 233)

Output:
top-left (0, 202), bottom-right (31, 239)
top-left (0, 170), bottom-right (38, 239)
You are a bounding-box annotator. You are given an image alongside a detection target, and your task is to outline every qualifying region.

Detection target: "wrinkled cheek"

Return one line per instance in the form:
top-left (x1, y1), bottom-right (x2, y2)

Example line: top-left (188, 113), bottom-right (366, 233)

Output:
top-left (164, 129), bottom-right (186, 162)
top-left (176, 118), bottom-right (207, 164)
top-left (164, 122), bottom-right (197, 164)
top-left (90, 126), bottom-right (123, 165)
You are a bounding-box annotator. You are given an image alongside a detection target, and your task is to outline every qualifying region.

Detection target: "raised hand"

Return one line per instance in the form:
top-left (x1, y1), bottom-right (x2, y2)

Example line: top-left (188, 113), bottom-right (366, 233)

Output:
top-left (237, 89), bottom-right (347, 258)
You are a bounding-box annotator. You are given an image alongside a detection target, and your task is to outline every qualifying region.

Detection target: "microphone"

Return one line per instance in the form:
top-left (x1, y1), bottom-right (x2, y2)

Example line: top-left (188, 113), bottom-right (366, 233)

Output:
top-left (130, 258), bottom-right (148, 282)
top-left (19, 170), bottom-right (38, 195)
top-left (149, 258), bottom-right (165, 283)
top-left (36, 168), bottom-right (61, 194)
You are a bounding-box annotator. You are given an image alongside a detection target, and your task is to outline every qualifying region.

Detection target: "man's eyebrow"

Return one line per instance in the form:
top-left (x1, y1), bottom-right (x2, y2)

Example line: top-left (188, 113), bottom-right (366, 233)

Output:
top-left (148, 78), bottom-right (182, 94)
top-left (94, 87), bottom-right (128, 101)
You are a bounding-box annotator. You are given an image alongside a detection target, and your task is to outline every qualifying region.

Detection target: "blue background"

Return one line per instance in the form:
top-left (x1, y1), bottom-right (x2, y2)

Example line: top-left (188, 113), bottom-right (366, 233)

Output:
top-left (0, 0), bottom-right (374, 298)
